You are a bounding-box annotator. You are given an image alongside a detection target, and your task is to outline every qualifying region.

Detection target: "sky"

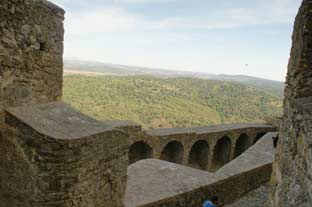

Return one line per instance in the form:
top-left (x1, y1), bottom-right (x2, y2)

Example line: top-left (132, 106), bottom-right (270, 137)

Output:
top-left (50, 0), bottom-right (302, 81)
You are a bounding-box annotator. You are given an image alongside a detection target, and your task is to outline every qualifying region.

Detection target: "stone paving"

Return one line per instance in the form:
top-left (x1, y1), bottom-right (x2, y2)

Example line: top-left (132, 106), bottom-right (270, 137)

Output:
top-left (224, 185), bottom-right (269, 207)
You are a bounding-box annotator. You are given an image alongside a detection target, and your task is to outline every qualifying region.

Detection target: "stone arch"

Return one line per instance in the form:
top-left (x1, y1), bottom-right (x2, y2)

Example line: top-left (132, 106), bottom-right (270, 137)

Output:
top-left (212, 136), bottom-right (232, 170)
top-left (160, 141), bottom-right (184, 164)
top-left (129, 141), bottom-right (153, 165)
top-left (188, 140), bottom-right (209, 170)
top-left (254, 132), bottom-right (266, 143)
top-left (234, 133), bottom-right (250, 158)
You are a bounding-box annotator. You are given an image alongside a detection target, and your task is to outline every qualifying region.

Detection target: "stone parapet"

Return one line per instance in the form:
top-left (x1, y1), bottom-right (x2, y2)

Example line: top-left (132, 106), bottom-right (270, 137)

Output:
top-left (125, 133), bottom-right (276, 207)
top-left (0, 102), bottom-right (129, 207)
top-left (0, 0), bottom-right (64, 129)
top-left (129, 124), bottom-right (276, 171)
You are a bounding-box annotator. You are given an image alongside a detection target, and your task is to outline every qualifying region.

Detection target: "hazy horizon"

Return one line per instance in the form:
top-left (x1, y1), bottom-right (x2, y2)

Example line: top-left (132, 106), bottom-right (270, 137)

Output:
top-left (63, 58), bottom-right (284, 82)
top-left (51, 0), bottom-right (302, 81)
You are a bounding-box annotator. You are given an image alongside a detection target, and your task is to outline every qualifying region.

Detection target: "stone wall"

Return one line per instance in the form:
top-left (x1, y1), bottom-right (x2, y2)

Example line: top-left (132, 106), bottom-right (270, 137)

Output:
top-left (1, 102), bottom-right (129, 207)
top-left (0, 1), bottom-right (130, 206)
top-left (270, 0), bottom-right (312, 206)
top-left (133, 165), bottom-right (272, 207)
top-left (128, 123), bottom-right (276, 171)
top-left (126, 133), bottom-right (276, 207)
top-left (0, 0), bottom-right (64, 129)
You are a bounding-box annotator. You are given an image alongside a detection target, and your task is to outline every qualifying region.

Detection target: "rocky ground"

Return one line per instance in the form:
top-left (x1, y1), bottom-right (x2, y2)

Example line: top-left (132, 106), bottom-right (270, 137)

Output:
top-left (224, 185), bottom-right (269, 207)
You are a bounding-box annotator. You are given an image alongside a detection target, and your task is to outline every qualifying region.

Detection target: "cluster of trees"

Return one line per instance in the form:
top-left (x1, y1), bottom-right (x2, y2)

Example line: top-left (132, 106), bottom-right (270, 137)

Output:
top-left (63, 75), bottom-right (283, 129)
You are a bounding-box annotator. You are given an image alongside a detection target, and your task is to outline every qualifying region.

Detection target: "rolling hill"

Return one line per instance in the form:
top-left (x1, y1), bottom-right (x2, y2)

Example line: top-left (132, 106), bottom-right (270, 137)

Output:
top-left (63, 75), bottom-right (283, 129)
top-left (64, 59), bottom-right (284, 96)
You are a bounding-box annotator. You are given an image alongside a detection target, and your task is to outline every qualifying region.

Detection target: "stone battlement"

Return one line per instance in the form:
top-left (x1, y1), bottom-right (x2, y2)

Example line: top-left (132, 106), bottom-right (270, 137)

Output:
top-left (146, 123), bottom-right (274, 136)
top-left (0, 0), bottom-right (64, 106)
top-left (2, 102), bottom-right (128, 206)
top-left (129, 123), bottom-right (275, 171)
top-left (6, 102), bottom-right (119, 139)
top-left (125, 133), bottom-right (277, 207)
top-left (0, 1), bottom-right (129, 206)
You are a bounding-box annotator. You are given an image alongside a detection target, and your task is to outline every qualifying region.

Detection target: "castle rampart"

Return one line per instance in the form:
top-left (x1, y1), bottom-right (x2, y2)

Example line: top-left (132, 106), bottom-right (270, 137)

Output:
top-left (125, 133), bottom-right (277, 207)
top-left (128, 123), bottom-right (275, 171)
top-left (0, 1), bottom-right (129, 206)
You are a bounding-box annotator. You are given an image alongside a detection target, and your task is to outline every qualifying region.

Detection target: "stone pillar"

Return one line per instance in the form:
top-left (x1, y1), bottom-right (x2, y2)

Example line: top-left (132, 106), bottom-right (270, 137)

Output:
top-left (229, 135), bottom-right (237, 161)
top-left (0, 0), bottom-right (64, 105)
top-left (207, 142), bottom-right (216, 172)
top-left (182, 144), bottom-right (190, 166)
top-left (0, 0), bottom-right (64, 132)
top-left (271, 0), bottom-right (312, 206)
top-left (229, 144), bottom-right (236, 161)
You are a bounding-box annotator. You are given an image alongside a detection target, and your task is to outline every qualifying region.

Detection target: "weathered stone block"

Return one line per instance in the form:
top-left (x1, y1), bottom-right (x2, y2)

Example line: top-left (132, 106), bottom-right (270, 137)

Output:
top-left (0, 102), bottom-right (129, 207)
top-left (0, 0), bottom-right (64, 131)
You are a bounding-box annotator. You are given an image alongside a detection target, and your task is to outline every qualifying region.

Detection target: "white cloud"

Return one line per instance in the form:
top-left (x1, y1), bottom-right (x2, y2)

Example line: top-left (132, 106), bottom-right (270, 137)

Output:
top-left (147, 0), bottom-right (302, 30)
top-left (50, 0), bottom-right (175, 7)
top-left (65, 5), bottom-right (298, 37)
top-left (113, 0), bottom-right (176, 3)
top-left (49, 0), bottom-right (74, 7)
top-left (49, 0), bottom-right (300, 81)
top-left (66, 7), bottom-right (139, 34)
top-left (58, 0), bottom-right (302, 38)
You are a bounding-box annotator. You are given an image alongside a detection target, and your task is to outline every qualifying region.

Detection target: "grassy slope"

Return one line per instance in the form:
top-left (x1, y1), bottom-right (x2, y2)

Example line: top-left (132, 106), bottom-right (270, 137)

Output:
top-left (63, 75), bottom-right (283, 129)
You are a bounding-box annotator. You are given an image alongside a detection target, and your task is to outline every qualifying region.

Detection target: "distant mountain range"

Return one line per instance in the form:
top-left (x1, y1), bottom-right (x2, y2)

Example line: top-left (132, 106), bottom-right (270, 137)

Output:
top-left (64, 59), bottom-right (284, 95)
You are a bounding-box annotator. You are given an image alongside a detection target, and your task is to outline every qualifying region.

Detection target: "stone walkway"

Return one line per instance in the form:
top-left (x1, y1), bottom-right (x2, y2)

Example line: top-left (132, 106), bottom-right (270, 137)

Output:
top-left (224, 185), bottom-right (269, 207)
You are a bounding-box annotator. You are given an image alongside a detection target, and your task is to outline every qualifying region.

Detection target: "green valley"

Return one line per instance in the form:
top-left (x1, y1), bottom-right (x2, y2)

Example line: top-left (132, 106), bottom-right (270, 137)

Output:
top-left (63, 75), bottom-right (283, 129)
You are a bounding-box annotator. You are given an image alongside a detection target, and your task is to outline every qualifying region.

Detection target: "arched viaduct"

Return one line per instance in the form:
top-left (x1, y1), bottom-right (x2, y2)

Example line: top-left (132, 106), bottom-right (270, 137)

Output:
top-left (127, 123), bottom-right (276, 171)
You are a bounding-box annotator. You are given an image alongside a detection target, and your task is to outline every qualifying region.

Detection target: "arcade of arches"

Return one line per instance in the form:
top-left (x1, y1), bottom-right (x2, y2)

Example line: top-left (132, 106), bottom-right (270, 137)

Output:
top-left (128, 128), bottom-right (272, 171)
